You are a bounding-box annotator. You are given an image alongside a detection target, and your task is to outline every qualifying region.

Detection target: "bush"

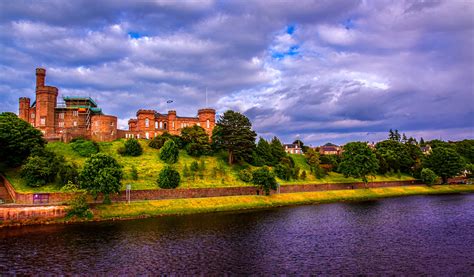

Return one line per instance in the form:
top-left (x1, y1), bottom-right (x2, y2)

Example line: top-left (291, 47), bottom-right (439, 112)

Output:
top-left (70, 139), bottom-right (99, 157)
top-left (186, 142), bottom-right (211, 157)
top-left (238, 168), bottom-right (253, 183)
top-left (190, 161), bottom-right (199, 172)
top-left (79, 153), bottom-right (123, 203)
top-left (120, 139), bottom-right (143, 156)
top-left (149, 132), bottom-right (184, 149)
top-left (20, 150), bottom-right (61, 187)
top-left (421, 168), bottom-right (438, 185)
top-left (130, 165), bottom-right (138, 180)
top-left (58, 163), bottom-right (79, 185)
top-left (157, 166), bottom-right (180, 189)
top-left (66, 194), bottom-right (93, 219)
top-left (159, 140), bottom-right (179, 164)
top-left (274, 163), bottom-right (292, 180)
top-left (252, 167), bottom-right (277, 195)
top-left (313, 165), bottom-right (326, 179)
top-left (300, 170), bottom-right (307, 180)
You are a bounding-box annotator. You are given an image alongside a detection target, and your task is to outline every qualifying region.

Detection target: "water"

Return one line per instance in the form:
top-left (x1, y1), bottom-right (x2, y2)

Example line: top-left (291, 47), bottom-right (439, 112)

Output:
top-left (1, 194), bottom-right (474, 275)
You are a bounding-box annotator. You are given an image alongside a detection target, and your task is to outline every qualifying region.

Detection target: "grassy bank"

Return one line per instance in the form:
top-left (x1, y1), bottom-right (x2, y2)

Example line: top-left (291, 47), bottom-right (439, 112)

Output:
top-left (5, 140), bottom-right (415, 193)
top-left (94, 185), bottom-right (474, 220)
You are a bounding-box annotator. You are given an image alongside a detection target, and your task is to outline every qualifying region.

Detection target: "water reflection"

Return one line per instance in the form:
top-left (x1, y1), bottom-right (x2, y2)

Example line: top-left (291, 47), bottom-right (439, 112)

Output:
top-left (1, 194), bottom-right (473, 275)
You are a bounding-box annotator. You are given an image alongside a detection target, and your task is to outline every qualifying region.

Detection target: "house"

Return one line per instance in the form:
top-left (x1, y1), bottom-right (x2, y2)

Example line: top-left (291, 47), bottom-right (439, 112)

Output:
top-left (284, 143), bottom-right (303, 154)
top-left (420, 145), bottom-right (432, 155)
top-left (319, 143), bottom-right (342, 155)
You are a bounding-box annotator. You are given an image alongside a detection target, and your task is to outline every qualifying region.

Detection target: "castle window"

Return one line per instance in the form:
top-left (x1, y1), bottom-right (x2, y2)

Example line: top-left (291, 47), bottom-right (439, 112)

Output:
top-left (145, 118), bottom-right (149, 128)
top-left (73, 121), bottom-right (77, 127)
top-left (155, 121), bottom-right (158, 129)
top-left (164, 122), bottom-right (167, 129)
top-left (59, 122), bottom-right (64, 128)
top-left (159, 122), bottom-right (163, 129)
top-left (73, 110), bottom-right (78, 117)
top-left (111, 122), bottom-right (114, 127)
top-left (146, 132), bottom-right (149, 139)
top-left (40, 117), bottom-right (46, 126)
top-left (59, 113), bottom-right (64, 119)
top-left (31, 113), bottom-right (35, 119)
top-left (206, 119), bottom-right (210, 129)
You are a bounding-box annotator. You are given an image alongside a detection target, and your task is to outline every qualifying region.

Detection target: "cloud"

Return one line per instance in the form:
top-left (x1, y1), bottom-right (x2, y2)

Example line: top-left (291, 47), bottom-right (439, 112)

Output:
top-left (0, 0), bottom-right (472, 145)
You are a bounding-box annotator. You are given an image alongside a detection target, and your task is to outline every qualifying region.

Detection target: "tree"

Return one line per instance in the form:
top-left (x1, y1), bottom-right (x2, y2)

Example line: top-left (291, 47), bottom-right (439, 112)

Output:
top-left (300, 170), bottom-right (307, 180)
top-left (423, 147), bottom-right (465, 184)
top-left (251, 167), bottom-right (277, 195)
top-left (339, 142), bottom-right (379, 184)
top-left (388, 129), bottom-right (401, 141)
top-left (0, 112), bottom-right (46, 167)
top-left (293, 139), bottom-right (309, 153)
top-left (79, 153), bottom-right (123, 204)
top-left (20, 149), bottom-right (62, 187)
top-left (255, 137), bottom-right (274, 166)
top-left (119, 139), bottom-right (143, 156)
top-left (130, 165), bottom-right (138, 180)
top-left (238, 168), bottom-right (253, 183)
top-left (157, 166), bottom-right (180, 189)
top-left (181, 125), bottom-right (212, 156)
top-left (375, 140), bottom-right (414, 174)
top-left (159, 140), bottom-right (179, 164)
top-left (149, 132), bottom-right (183, 149)
top-left (419, 137), bottom-right (425, 146)
top-left (270, 137), bottom-right (286, 164)
top-left (305, 148), bottom-right (320, 168)
top-left (454, 139), bottom-right (474, 164)
top-left (211, 110), bottom-right (256, 165)
top-left (58, 163), bottom-right (79, 185)
top-left (70, 139), bottom-right (99, 157)
top-left (186, 142), bottom-right (211, 157)
top-left (420, 168), bottom-right (438, 185)
top-left (274, 163), bottom-right (292, 180)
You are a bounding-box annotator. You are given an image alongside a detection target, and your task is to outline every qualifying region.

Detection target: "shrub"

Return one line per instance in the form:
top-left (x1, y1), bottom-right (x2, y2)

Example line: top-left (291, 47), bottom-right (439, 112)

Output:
top-left (182, 164), bottom-right (190, 178)
top-left (130, 165), bottom-right (138, 180)
top-left (157, 166), bottom-right (180, 189)
top-left (60, 181), bottom-right (82, 192)
top-left (274, 163), bottom-right (292, 180)
top-left (300, 170), bottom-right (307, 180)
top-left (20, 156), bottom-right (57, 187)
top-left (313, 166), bottom-right (326, 179)
top-left (79, 153), bottom-right (123, 203)
top-left (421, 168), bottom-right (438, 185)
top-left (252, 167), bottom-right (277, 195)
top-left (149, 135), bottom-right (168, 149)
top-left (186, 142), bottom-right (211, 157)
top-left (70, 139), bottom-right (99, 157)
top-left (66, 194), bottom-right (93, 219)
top-left (58, 163), bottom-right (79, 185)
top-left (190, 161), bottom-right (199, 172)
top-left (238, 168), bottom-right (253, 182)
top-left (120, 139), bottom-right (143, 156)
top-left (159, 140), bottom-right (179, 164)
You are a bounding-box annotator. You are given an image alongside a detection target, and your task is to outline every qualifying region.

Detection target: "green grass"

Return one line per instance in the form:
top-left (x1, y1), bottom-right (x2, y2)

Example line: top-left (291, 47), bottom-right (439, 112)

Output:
top-left (4, 141), bottom-right (414, 193)
top-left (93, 185), bottom-right (474, 220)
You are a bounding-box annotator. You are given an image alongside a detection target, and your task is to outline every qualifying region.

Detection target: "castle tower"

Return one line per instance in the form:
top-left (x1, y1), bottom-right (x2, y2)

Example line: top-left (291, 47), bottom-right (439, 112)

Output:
top-left (198, 108), bottom-right (216, 135)
top-left (34, 68), bottom-right (58, 135)
top-left (19, 97), bottom-right (30, 122)
top-left (167, 110), bottom-right (176, 133)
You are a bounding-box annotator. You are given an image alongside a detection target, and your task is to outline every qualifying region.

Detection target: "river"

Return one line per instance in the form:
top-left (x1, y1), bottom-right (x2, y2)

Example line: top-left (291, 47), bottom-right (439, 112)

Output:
top-left (1, 194), bottom-right (474, 275)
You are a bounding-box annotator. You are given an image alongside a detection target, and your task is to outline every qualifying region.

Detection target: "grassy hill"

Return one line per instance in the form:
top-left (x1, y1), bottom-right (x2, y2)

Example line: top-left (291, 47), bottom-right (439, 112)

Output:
top-left (4, 139), bottom-right (415, 193)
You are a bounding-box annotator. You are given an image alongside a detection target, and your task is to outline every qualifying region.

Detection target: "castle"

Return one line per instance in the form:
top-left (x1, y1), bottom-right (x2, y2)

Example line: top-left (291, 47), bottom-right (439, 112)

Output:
top-left (18, 68), bottom-right (216, 142)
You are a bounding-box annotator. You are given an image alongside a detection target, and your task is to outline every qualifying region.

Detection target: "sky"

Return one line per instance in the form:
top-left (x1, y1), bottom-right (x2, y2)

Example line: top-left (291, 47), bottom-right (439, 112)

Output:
top-left (0, 0), bottom-right (473, 146)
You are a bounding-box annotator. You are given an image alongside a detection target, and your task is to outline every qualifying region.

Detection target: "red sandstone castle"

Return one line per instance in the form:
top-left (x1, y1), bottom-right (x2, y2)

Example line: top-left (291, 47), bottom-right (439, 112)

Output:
top-left (19, 68), bottom-right (216, 142)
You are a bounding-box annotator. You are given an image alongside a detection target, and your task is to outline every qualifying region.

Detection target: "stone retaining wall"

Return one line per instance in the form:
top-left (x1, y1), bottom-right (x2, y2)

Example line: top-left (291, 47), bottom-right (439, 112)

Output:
top-left (0, 205), bottom-right (67, 222)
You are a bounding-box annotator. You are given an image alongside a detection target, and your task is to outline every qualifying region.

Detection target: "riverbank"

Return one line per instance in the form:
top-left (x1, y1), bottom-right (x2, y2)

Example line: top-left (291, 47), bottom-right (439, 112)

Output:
top-left (95, 185), bottom-right (474, 220)
top-left (1, 185), bottom-right (472, 227)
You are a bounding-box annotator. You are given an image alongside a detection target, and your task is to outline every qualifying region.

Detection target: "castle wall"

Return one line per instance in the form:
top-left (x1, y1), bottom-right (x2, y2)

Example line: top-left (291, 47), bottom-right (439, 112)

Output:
top-left (91, 115), bottom-right (118, 141)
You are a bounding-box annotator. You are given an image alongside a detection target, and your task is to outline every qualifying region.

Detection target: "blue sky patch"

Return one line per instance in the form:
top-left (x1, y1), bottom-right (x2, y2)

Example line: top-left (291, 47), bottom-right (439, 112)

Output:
top-left (128, 32), bottom-right (141, 39)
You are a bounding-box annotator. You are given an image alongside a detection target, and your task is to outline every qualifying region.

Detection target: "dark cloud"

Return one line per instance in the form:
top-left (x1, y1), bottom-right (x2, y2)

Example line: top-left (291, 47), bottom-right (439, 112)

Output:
top-left (0, 0), bottom-right (472, 145)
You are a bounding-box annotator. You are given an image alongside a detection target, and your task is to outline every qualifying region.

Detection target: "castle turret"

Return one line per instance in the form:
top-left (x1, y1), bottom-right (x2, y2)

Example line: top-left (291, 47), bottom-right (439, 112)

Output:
top-left (167, 110), bottom-right (176, 132)
top-left (34, 68), bottom-right (58, 135)
top-left (19, 97), bottom-right (30, 122)
top-left (198, 108), bottom-right (216, 134)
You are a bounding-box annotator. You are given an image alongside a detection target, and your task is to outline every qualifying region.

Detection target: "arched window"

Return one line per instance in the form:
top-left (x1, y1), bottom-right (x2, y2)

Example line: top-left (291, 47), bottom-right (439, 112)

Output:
top-left (159, 122), bottom-right (163, 129)
top-left (206, 119), bottom-right (210, 129)
top-left (155, 121), bottom-right (158, 129)
top-left (164, 122), bottom-right (167, 129)
top-left (145, 118), bottom-right (149, 128)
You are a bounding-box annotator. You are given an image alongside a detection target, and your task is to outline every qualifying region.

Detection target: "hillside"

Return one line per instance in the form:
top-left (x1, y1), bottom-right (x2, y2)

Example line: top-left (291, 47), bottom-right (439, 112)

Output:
top-left (4, 139), bottom-right (415, 193)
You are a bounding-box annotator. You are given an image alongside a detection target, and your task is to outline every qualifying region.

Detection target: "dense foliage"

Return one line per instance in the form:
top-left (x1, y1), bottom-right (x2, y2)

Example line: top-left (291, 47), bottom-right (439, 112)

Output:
top-left (79, 153), bottom-right (123, 203)
top-left (70, 139), bottom-right (99, 157)
top-left (20, 149), bottom-right (63, 187)
top-left (149, 132), bottom-right (183, 149)
top-left (159, 140), bottom-right (179, 164)
top-left (119, 139), bottom-right (143, 156)
top-left (420, 168), bottom-right (438, 185)
top-left (251, 167), bottom-right (277, 195)
top-left (375, 140), bottom-right (414, 174)
top-left (0, 112), bottom-right (46, 167)
top-left (66, 194), bottom-right (93, 219)
top-left (212, 110), bottom-right (256, 164)
top-left (58, 163), bottom-right (79, 185)
top-left (339, 142), bottom-right (379, 183)
top-left (254, 137), bottom-right (274, 166)
top-left (157, 166), bottom-right (181, 189)
top-left (237, 168), bottom-right (253, 183)
top-left (423, 147), bottom-right (465, 183)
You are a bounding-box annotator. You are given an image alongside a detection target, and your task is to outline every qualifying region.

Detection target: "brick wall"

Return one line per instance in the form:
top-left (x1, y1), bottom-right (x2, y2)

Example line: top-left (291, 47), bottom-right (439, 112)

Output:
top-left (0, 205), bottom-right (67, 221)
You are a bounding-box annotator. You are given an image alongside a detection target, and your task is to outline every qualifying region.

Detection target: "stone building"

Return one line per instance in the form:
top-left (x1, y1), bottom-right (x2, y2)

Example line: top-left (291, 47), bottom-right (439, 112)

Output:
top-left (18, 68), bottom-right (216, 142)
top-left (125, 108), bottom-right (216, 139)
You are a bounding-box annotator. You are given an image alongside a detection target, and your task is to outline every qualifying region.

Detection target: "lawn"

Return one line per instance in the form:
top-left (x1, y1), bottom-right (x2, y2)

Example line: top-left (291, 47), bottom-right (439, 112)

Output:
top-left (4, 140), bottom-right (414, 193)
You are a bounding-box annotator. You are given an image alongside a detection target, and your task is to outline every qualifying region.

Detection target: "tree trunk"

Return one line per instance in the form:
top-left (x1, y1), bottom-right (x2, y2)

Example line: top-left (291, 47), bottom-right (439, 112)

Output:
top-left (228, 150), bottom-right (233, 165)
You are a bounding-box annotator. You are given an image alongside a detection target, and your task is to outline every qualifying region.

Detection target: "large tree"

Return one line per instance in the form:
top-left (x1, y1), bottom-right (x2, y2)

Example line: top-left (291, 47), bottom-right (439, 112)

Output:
top-left (181, 125), bottom-right (211, 156)
top-left (211, 110), bottom-right (256, 165)
top-left (423, 147), bottom-right (465, 184)
top-left (270, 136), bottom-right (286, 164)
top-left (79, 153), bottom-right (123, 203)
top-left (375, 140), bottom-right (414, 173)
top-left (251, 167), bottom-right (277, 195)
top-left (0, 112), bottom-right (45, 167)
top-left (339, 142), bottom-right (379, 184)
top-left (255, 137), bottom-right (274, 166)
top-left (159, 140), bottom-right (179, 164)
